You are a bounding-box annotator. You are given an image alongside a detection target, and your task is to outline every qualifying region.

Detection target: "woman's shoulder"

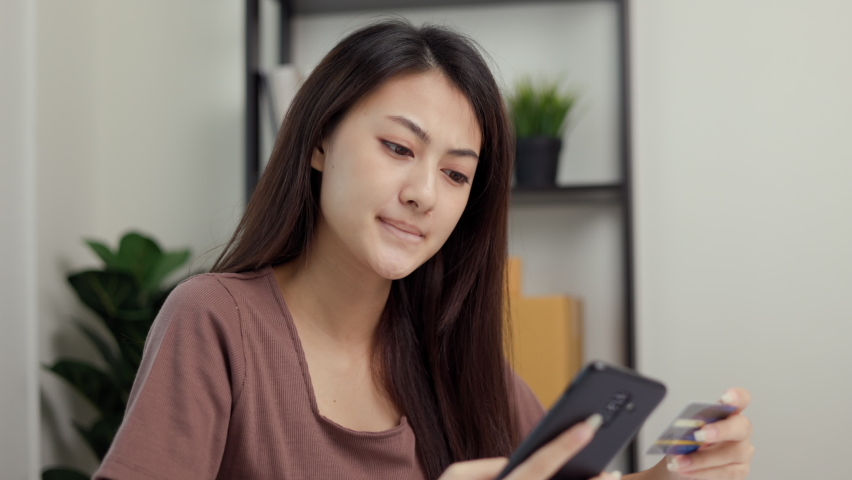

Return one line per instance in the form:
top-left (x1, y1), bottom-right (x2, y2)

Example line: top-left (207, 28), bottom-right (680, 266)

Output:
top-left (164, 272), bottom-right (235, 315)
top-left (166, 267), bottom-right (273, 312)
top-left (173, 267), bottom-right (272, 290)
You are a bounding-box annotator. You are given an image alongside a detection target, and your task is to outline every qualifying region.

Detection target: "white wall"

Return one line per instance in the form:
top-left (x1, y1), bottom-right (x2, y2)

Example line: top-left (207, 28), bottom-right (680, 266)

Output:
top-left (31, 0), bottom-right (244, 472)
top-left (632, 1), bottom-right (852, 478)
top-left (93, 2), bottom-right (244, 256)
top-left (1, 0), bottom-right (39, 477)
top-left (36, 1), bottom-right (102, 472)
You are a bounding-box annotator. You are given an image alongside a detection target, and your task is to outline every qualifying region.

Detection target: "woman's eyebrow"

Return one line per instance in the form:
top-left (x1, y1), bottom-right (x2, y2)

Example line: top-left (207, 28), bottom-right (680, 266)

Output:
top-left (387, 115), bottom-right (430, 143)
top-left (385, 114), bottom-right (479, 161)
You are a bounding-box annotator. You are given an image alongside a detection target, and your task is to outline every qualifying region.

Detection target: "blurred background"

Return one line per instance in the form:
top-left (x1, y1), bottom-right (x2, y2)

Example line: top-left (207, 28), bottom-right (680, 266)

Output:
top-left (2, 0), bottom-right (851, 479)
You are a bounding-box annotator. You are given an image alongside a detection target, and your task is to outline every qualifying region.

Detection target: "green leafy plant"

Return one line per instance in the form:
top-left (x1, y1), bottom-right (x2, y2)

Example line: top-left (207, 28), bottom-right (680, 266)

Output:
top-left (507, 77), bottom-right (577, 138)
top-left (42, 232), bottom-right (191, 479)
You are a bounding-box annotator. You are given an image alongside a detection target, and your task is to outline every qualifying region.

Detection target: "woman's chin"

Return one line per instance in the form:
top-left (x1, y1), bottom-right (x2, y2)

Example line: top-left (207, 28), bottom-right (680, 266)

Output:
top-left (374, 265), bottom-right (415, 280)
top-left (366, 246), bottom-right (434, 280)
top-left (370, 258), bottom-right (420, 280)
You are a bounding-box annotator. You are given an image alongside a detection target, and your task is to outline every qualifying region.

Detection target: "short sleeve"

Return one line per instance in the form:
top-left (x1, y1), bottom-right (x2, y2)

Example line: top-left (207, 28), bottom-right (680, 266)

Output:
top-left (94, 274), bottom-right (245, 480)
top-left (509, 370), bottom-right (547, 440)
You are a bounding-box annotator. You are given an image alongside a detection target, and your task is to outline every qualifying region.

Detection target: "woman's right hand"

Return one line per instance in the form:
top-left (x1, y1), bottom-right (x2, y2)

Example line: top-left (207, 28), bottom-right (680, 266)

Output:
top-left (437, 414), bottom-right (621, 480)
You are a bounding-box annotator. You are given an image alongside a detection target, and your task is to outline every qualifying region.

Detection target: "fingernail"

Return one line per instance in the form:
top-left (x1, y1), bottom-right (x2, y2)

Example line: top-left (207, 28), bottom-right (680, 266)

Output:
top-left (721, 390), bottom-right (737, 405)
top-left (608, 470), bottom-right (622, 480)
top-left (694, 426), bottom-right (717, 443)
top-left (585, 413), bottom-right (604, 432)
top-left (667, 456), bottom-right (691, 471)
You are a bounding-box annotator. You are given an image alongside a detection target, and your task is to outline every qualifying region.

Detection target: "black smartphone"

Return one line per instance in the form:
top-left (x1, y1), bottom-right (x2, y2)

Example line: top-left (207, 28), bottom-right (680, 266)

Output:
top-left (497, 361), bottom-right (667, 480)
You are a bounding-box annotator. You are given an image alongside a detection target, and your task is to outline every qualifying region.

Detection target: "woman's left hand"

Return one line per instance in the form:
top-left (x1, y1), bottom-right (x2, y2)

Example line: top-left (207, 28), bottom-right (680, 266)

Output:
top-left (661, 387), bottom-right (754, 479)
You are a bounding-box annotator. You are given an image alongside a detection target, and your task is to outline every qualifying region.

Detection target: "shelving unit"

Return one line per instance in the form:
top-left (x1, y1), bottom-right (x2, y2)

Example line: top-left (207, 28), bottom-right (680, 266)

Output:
top-left (244, 0), bottom-right (638, 471)
top-left (510, 183), bottom-right (624, 205)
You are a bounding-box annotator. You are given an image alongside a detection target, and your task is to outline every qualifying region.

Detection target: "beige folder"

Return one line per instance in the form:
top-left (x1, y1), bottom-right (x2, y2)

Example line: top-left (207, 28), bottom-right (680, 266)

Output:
top-left (505, 257), bottom-right (583, 408)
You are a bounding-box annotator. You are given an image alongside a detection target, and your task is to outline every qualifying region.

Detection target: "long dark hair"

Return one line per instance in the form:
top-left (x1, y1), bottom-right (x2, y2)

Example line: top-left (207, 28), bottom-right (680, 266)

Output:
top-left (211, 19), bottom-right (516, 478)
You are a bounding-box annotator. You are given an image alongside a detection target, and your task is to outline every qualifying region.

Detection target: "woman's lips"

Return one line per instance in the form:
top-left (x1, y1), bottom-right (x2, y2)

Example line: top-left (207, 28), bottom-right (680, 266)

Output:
top-left (378, 217), bottom-right (424, 245)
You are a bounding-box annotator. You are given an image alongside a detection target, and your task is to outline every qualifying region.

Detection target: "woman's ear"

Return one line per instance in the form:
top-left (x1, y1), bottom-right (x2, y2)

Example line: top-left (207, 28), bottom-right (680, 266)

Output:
top-left (310, 144), bottom-right (326, 172)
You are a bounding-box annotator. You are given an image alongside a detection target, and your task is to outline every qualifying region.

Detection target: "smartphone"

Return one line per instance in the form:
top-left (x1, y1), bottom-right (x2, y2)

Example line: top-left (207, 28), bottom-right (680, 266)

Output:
top-left (497, 361), bottom-right (667, 480)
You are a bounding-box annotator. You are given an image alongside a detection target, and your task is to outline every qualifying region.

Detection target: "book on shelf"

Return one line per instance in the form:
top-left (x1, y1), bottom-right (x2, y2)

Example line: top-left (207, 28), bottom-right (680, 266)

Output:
top-left (505, 256), bottom-right (583, 408)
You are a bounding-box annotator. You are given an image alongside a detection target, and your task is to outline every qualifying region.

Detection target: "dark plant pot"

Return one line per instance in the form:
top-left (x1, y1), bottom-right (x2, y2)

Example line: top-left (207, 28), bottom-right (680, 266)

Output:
top-left (515, 137), bottom-right (562, 188)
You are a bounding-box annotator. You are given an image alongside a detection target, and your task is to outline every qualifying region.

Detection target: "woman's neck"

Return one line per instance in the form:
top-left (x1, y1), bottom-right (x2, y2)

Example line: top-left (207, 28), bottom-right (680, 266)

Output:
top-left (272, 233), bottom-right (392, 353)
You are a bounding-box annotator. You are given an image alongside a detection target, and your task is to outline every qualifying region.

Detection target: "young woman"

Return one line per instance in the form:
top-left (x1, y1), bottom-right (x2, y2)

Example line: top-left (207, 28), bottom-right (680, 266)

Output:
top-left (95, 19), bottom-right (754, 480)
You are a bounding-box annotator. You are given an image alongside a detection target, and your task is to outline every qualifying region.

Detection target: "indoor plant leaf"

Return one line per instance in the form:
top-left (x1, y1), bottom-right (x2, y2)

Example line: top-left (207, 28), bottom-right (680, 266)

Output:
top-left (42, 467), bottom-right (91, 480)
top-left (141, 249), bottom-right (191, 292)
top-left (67, 270), bottom-right (139, 324)
top-left (507, 77), bottom-right (576, 139)
top-left (115, 306), bottom-right (156, 323)
top-left (74, 321), bottom-right (119, 376)
top-left (115, 232), bottom-right (163, 288)
top-left (73, 415), bottom-right (123, 461)
top-left (44, 360), bottom-right (124, 415)
top-left (84, 240), bottom-right (120, 270)
top-left (74, 321), bottom-right (136, 392)
top-left (113, 315), bottom-right (155, 371)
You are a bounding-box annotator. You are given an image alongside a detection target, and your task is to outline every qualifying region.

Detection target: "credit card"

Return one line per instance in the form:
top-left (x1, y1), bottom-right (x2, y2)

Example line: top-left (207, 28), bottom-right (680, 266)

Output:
top-left (645, 402), bottom-right (736, 455)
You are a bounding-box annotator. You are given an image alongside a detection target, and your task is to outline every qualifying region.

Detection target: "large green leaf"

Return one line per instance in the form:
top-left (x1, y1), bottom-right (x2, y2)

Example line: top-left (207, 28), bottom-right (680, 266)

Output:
top-left (84, 239), bottom-right (119, 269)
top-left (74, 415), bottom-right (122, 461)
top-left (75, 321), bottom-right (136, 393)
top-left (142, 249), bottom-right (191, 292)
top-left (68, 270), bottom-right (139, 322)
top-left (115, 232), bottom-right (163, 288)
top-left (42, 467), bottom-right (90, 480)
top-left (75, 321), bottom-right (118, 376)
top-left (113, 322), bottom-right (151, 371)
top-left (115, 306), bottom-right (156, 323)
top-left (115, 306), bottom-right (157, 371)
top-left (45, 360), bottom-right (124, 416)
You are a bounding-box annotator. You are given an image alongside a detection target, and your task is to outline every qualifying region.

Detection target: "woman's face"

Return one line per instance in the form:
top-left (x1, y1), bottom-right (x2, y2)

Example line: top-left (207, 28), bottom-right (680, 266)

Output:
top-left (311, 70), bottom-right (481, 280)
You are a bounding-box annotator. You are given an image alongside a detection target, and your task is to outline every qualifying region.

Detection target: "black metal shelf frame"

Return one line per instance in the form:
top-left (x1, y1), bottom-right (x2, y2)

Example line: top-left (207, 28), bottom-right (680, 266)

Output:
top-left (511, 183), bottom-right (624, 205)
top-left (244, 0), bottom-right (638, 471)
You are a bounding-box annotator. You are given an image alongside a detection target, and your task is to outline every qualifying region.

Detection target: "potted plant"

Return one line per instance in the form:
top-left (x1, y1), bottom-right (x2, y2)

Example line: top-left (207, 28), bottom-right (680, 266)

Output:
top-left (507, 77), bottom-right (577, 187)
top-left (41, 232), bottom-right (191, 480)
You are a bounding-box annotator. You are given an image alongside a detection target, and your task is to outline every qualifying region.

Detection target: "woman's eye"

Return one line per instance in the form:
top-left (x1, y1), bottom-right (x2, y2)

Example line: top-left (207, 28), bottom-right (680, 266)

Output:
top-left (444, 170), bottom-right (470, 185)
top-left (382, 141), bottom-right (413, 157)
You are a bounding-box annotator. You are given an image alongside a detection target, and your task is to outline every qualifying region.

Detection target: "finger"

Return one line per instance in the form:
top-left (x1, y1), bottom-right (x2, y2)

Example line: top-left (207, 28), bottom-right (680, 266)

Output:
top-left (674, 461), bottom-right (751, 480)
top-left (694, 414), bottom-right (752, 444)
top-left (588, 471), bottom-right (623, 480)
top-left (718, 387), bottom-right (751, 414)
top-left (504, 414), bottom-right (602, 480)
top-left (668, 441), bottom-right (754, 473)
top-left (438, 458), bottom-right (508, 480)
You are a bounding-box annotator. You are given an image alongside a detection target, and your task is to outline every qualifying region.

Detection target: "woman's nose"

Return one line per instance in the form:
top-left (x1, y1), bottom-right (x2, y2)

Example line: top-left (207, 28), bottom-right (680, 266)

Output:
top-left (399, 164), bottom-right (437, 213)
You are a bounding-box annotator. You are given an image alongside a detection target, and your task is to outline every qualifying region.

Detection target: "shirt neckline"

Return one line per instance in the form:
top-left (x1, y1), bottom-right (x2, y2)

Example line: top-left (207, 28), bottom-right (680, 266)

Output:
top-left (261, 265), bottom-right (410, 438)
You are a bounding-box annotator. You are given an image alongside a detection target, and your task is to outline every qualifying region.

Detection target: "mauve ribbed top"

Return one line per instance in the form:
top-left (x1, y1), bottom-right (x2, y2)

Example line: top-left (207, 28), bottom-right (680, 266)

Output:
top-left (93, 266), bottom-right (546, 480)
